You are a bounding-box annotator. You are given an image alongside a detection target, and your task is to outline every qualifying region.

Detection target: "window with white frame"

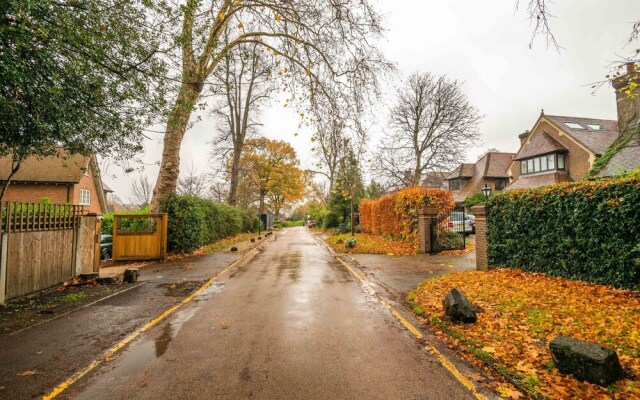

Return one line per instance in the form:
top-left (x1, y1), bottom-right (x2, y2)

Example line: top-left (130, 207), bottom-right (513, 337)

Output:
top-left (79, 189), bottom-right (91, 205)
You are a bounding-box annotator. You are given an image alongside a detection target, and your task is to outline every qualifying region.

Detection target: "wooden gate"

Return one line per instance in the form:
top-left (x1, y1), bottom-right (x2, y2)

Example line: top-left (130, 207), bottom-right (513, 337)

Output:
top-left (112, 214), bottom-right (168, 261)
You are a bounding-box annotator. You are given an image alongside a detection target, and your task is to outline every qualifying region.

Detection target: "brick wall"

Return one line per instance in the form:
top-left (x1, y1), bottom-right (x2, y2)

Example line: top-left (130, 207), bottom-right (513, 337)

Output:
top-left (71, 162), bottom-right (103, 214)
top-left (2, 184), bottom-right (71, 204)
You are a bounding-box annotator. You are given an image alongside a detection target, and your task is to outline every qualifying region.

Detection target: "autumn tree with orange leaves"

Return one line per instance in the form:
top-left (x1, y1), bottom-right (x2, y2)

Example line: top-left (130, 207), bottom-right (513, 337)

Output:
top-left (235, 138), bottom-right (306, 221)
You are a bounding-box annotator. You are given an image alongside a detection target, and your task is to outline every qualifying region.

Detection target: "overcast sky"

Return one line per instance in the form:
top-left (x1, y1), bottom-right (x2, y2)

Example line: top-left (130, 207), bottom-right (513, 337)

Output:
top-left (102, 0), bottom-right (640, 202)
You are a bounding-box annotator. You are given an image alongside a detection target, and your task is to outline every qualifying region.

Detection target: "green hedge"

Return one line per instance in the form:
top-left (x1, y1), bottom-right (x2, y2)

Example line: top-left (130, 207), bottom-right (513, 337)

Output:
top-left (160, 194), bottom-right (259, 253)
top-left (101, 206), bottom-right (150, 235)
top-left (282, 220), bottom-right (304, 227)
top-left (487, 174), bottom-right (640, 289)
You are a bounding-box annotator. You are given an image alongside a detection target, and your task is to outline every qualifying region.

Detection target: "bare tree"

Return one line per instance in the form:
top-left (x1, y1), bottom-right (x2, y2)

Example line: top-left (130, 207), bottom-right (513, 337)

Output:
top-left (309, 117), bottom-right (350, 192)
top-left (177, 164), bottom-right (209, 197)
top-left (210, 36), bottom-right (275, 206)
top-left (207, 179), bottom-right (229, 203)
top-left (373, 72), bottom-right (481, 190)
top-left (129, 175), bottom-right (153, 208)
top-left (149, 0), bottom-right (390, 212)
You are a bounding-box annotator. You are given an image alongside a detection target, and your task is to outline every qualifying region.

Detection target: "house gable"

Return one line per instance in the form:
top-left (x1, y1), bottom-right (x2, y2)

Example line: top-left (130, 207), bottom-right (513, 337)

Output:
top-left (508, 115), bottom-right (611, 182)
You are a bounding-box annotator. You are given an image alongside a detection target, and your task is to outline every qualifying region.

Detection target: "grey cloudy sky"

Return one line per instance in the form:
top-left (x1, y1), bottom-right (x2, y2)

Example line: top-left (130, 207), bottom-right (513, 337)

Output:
top-left (102, 0), bottom-right (640, 202)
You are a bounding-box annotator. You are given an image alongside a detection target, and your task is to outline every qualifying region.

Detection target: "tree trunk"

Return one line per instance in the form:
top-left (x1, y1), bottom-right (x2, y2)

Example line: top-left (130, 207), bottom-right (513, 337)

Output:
top-left (0, 159), bottom-right (21, 204)
top-left (150, 81), bottom-right (203, 212)
top-left (226, 141), bottom-right (242, 206)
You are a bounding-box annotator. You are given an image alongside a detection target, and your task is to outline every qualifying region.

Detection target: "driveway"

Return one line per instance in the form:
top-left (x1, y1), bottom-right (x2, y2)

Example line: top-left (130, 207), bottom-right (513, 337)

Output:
top-left (349, 246), bottom-right (476, 296)
top-left (54, 227), bottom-right (479, 399)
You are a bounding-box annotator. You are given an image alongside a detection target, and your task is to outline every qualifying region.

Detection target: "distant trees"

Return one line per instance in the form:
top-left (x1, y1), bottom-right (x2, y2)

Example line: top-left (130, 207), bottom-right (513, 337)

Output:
top-left (372, 72), bottom-right (481, 190)
top-left (237, 138), bottom-right (306, 220)
top-left (129, 176), bottom-right (154, 208)
top-left (210, 35), bottom-right (276, 206)
top-left (150, 0), bottom-right (389, 212)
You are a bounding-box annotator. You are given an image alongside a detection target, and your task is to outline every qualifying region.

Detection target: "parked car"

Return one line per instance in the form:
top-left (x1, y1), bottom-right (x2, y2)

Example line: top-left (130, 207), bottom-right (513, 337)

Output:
top-left (446, 212), bottom-right (475, 235)
top-left (100, 234), bottom-right (113, 260)
top-left (307, 219), bottom-right (316, 228)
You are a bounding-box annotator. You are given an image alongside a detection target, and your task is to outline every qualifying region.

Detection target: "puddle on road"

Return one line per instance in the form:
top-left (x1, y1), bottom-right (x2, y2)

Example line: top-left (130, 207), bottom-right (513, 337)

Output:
top-left (194, 281), bottom-right (225, 301)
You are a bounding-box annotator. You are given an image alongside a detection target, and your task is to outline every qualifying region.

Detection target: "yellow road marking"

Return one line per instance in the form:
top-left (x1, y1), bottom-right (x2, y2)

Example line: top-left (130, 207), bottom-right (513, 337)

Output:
top-left (43, 240), bottom-right (269, 400)
top-left (335, 256), bottom-right (488, 400)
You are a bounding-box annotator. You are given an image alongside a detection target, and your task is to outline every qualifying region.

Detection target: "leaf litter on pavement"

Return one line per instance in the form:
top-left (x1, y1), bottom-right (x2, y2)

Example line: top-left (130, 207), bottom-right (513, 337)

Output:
top-left (412, 268), bottom-right (640, 399)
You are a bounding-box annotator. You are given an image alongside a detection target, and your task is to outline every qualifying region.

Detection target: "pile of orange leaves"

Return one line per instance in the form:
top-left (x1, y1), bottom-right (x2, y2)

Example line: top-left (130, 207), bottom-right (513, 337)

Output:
top-left (325, 233), bottom-right (416, 255)
top-left (413, 269), bottom-right (640, 399)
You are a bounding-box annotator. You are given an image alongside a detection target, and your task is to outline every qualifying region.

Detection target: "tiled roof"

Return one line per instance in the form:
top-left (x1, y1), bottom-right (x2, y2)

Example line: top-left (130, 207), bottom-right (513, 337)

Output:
top-left (0, 149), bottom-right (89, 183)
top-left (446, 163), bottom-right (474, 179)
top-left (452, 152), bottom-right (514, 201)
top-left (595, 128), bottom-right (640, 177)
top-left (545, 115), bottom-right (619, 155)
top-left (514, 132), bottom-right (567, 160)
top-left (505, 171), bottom-right (573, 190)
top-left (484, 152), bottom-right (515, 177)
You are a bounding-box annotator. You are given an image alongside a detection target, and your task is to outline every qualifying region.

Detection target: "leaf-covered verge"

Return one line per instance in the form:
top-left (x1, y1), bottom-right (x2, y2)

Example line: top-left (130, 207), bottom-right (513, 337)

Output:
top-left (412, 269), bottom-right (640, 399)
top-left (487, 173), bottom-right (640, 289)
top-left (325, 233), bottom-right (416, 255)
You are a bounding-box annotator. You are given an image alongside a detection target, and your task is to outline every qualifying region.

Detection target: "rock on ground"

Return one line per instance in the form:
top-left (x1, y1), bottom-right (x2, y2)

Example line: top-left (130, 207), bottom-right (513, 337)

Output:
top-left (549, 335), bottom-right (622, 386)
top-left (443, 288), bottom-right (477, 323)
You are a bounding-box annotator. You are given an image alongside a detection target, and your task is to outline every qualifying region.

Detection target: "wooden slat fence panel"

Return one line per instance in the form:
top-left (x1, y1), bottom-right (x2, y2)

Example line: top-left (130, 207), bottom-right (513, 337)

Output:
top-left (1, 202), bottom-right (88, 301)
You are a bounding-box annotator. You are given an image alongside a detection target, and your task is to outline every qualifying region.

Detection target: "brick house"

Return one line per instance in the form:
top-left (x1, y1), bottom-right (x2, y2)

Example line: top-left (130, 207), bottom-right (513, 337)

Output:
top-left (446, 152), bottom-right (515, 203)
top-left (506, 112), bottom-right (619, 190)
top-left (0, 150), bottom-right (108, 214)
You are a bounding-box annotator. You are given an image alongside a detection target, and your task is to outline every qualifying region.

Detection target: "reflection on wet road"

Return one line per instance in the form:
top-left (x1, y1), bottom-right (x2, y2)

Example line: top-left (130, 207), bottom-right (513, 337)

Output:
top-left (71, 227), bottom-right (473, 400)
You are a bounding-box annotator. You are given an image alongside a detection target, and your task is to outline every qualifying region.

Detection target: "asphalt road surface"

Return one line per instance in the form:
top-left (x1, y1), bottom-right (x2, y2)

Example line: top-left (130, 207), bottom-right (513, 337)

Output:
top-left (66, 227), bottom-right (475, 400)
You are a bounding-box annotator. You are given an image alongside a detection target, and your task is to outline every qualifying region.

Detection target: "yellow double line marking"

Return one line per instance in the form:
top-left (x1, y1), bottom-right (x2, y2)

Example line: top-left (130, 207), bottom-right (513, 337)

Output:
top-left (335, 256), bottom-right (488, 400)
top-left (43, 241), bottom-right (268, 400)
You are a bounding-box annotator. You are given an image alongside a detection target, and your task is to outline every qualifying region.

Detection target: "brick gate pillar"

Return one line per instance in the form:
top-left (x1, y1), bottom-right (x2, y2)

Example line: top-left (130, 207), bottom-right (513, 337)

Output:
top-left (471, 205), bottom-right (488, 271)
top-left (418, 207), bottom-right (438, 254)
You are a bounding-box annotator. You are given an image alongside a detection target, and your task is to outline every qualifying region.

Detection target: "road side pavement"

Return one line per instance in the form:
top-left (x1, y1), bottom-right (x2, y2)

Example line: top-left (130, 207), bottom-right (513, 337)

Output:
top-left (0, 238), bottom-right (267, 400)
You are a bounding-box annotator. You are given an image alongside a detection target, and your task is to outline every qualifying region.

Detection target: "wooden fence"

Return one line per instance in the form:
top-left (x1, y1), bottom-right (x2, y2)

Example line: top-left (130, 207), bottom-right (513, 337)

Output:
top-left (112, 213), bottom-right (167, 261)
top-left (0, 203), bottom-right (101, 302)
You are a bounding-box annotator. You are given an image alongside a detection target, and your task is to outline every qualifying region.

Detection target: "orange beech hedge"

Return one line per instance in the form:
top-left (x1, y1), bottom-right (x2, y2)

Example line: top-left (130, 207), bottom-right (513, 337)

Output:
top-left (360, 187), bottom-right (454, 248)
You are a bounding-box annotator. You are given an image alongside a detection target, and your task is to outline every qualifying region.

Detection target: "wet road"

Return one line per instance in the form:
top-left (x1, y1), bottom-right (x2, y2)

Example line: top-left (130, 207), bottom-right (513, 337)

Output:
top-left (67, 228), bottom-right (474, 399)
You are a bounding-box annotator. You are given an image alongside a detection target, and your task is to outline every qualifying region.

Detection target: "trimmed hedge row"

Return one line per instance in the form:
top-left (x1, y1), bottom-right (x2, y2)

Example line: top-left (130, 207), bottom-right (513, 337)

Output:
top-left (160, 194), bottom-right (259, 253)
top-left (487, 174), bottom-right (640, 289)
top-left (360, 187), bottom-right (454, 247)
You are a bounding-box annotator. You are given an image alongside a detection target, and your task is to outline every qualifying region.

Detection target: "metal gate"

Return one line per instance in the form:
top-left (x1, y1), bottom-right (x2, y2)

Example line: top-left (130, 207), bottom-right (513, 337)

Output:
top-left (430, 206), bottom-right (467, 252)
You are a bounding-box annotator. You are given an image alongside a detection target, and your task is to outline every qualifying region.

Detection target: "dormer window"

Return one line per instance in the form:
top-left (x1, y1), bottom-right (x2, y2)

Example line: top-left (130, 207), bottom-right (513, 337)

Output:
top-left (520, 153), bottom-right (566, 175)
top-left (564, 122), bottom-right (585, 130)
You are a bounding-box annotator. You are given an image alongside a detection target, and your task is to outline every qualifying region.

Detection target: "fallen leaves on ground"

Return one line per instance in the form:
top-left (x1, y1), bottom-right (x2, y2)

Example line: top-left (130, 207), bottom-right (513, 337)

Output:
top-left (325, 233), bottom-right (417, 255)
top-left (438, 241), bottom-right (475, 256)
top-left (413, 269), bottom-right (640, 399)
top-left (17, 370), bottom-right (37, 376)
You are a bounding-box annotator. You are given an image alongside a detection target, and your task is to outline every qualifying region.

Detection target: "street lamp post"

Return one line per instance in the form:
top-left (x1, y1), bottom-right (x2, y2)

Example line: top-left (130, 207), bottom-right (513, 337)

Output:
top-left (482, 183), bottom-right (492, 200)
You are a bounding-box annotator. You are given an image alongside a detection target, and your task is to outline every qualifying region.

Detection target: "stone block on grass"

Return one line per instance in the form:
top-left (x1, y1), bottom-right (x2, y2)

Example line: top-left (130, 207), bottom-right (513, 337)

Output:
top-left (443, 288), bottom-right (477, 323)
top-left (549, 335), bottom-right (622, 386)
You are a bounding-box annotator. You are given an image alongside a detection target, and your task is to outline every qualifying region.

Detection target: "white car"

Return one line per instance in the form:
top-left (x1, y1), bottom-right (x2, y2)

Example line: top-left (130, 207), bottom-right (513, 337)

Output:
top-left (446, 212), bottom-right (475, 234)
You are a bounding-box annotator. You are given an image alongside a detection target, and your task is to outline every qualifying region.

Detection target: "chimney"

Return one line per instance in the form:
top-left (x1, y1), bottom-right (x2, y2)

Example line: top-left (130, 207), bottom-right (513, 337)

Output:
top-left (518, 130), bottom-right (530, 147)
top-left (612, 62), bottom-right (640, 135)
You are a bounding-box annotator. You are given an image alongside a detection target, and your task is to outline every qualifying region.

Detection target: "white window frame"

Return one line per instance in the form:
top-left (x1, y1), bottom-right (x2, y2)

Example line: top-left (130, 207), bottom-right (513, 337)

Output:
top-left (79, 189), bottom-right (91, 205)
